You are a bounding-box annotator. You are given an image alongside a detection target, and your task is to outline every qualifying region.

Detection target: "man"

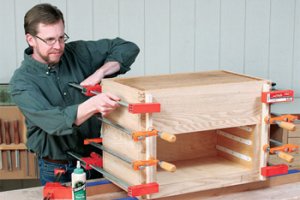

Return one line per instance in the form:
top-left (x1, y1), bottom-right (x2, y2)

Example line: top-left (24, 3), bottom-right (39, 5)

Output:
top-left (9, 3), bottom-right (139, 185)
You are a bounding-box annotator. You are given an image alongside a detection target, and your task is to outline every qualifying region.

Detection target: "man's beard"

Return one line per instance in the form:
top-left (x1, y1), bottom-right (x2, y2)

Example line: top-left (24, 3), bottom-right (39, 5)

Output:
top-left (38, 50), bottom-right (62, 65)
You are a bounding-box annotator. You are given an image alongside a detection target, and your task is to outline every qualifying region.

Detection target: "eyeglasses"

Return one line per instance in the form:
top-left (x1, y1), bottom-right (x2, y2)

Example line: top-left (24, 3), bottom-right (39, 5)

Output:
top-left (35, 33), bottom-right (69, 46)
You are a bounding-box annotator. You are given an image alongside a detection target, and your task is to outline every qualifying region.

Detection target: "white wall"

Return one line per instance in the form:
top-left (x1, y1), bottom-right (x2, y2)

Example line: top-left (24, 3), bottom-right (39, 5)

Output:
top-left (1, 0), bottom-right (299, 98)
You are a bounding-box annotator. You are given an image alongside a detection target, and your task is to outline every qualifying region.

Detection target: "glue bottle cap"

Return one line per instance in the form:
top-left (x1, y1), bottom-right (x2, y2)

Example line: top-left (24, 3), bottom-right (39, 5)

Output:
top-left (74, 161), bottom-right (84, 174)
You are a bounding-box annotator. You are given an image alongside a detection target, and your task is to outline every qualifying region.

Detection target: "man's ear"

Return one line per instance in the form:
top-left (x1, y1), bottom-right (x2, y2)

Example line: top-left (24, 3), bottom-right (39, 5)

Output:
top-left (26, 34), bottom-right (35, 47)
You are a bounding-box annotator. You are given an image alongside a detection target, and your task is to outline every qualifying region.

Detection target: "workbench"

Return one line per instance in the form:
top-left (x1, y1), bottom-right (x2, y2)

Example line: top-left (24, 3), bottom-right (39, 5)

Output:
top-left (1, 171), bottom-right (299, 200)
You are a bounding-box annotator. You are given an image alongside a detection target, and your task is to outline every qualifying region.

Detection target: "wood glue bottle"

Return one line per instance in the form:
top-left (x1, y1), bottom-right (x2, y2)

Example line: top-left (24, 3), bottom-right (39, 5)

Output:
top-left (72, 161), bottom-right (86, 200)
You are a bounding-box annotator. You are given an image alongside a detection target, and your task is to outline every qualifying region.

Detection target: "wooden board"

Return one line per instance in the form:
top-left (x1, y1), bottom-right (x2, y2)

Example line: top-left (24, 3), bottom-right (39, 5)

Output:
top-left (112, 70), bottom-right (263, 90)
top-left (149, 80), bottom-right (263, 133)
top-left (153, 156), bottom-right (260, 199)
top-left (102, 124), bottom-right (145, 187)
top-left (217, 126), bottom-right (255, 168)
top-left (157, 130), bottom-right (217, 162)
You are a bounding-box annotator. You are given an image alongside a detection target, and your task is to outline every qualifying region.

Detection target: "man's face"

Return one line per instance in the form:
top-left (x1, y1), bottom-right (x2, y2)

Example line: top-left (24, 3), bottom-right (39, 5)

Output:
top-left (26, 20), bottom-right (65, 65)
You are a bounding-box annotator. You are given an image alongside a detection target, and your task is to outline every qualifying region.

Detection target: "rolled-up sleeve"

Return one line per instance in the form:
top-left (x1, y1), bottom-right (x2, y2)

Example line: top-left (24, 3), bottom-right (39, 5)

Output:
top-left (71, 38), bottom-right (140, 77)
top-left (104, 37), bottom-right (140, 75)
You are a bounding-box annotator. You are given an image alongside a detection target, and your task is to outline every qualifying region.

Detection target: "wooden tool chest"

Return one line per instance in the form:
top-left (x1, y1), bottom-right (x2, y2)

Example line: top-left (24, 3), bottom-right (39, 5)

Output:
top-left (0, 106), bottom-right (38, 179)
top-left (101, 70), bottom-right (271, 199)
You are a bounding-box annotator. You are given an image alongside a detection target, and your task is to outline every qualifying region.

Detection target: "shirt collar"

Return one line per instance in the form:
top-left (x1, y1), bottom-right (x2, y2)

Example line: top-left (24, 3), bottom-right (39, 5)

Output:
top-left (23, 47), bottom-right (60, 75)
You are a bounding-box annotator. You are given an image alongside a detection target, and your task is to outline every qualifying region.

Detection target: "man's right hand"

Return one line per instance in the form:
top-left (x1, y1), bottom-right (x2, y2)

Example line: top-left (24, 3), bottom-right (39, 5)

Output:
top-left (75, 92), bottom-right (120, 126)
top-left (88, 92), bottom-right (120, 116)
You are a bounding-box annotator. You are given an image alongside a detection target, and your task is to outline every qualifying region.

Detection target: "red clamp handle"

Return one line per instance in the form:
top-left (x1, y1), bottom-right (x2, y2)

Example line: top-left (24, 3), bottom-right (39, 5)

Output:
top-left (82, 84), bottom-right (102, 96)
top-left (81, 152), bottom-right (103, 170)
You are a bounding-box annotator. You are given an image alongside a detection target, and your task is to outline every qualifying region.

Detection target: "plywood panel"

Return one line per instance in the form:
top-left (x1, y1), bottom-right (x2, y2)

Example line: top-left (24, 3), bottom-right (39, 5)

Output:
top-left (14, 0), bottom-right (39, 67)
top-left (170, 0), bottom-right (195, 73)
top-left (220, 0), bottom-right (246, 73)
top-left (119, 0), bottom-right (145, 77)
top-left (93, 0), bottom-right (119, 39)
top-left (269, 0), bottom-right (295, 89)
top-left (145, 0), bottom-right (170, 75)
top-left (244, 0), bottom-right (270, 78)
top-left (293, 0), bottom-right (300, 97)
top-left (67, 0), bottom-right (93, 40)
top-left (0, 0), bottom-right (17, 83)
top-left (195, 0), bottom-right (221, 71)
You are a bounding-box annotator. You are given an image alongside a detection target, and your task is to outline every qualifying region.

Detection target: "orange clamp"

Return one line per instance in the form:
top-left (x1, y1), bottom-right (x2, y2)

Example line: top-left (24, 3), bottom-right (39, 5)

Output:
top-left (269, 144), bottom-right (299, 153)
top-left (54, 168), bottom-right (66, 176)
top-left (132, 129), bottom-right (159, 141)
top-left (132, 159), bottom-right (159, 170)
top-left (265, 114), bottom-right (298, 124)
top-left (281, 144), bottom-right (299, 153)
top-left (84, 138), bottom-right (103, 145)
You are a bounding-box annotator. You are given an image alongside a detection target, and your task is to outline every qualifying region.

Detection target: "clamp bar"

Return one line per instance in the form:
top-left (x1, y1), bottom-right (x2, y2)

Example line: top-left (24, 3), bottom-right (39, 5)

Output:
top-left (89, 164), bottom-right (160, 197)
top-left (90, 165), bottom-right (130, 189)
top-left (90, 142), bottom-right (176, 172)
top-left (98, 117), bottom-right (176, 143)
top-left (69, 83), bottom-right (161, 114)
top-left (90, 142), bottom-right (132, 164)
top-left (68, 150), bottom-right (159, 197)
top-left (98, 117), bottom-right (131, 135)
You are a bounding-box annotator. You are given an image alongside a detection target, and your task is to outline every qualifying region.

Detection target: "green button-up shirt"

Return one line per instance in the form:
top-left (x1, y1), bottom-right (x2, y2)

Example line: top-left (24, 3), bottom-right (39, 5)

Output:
top-left (10, 38), bottom-right (139, 160)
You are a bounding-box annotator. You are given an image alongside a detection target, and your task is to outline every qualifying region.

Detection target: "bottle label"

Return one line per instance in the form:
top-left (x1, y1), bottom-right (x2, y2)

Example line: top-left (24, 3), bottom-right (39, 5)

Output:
top-left (73, 181), bottom-right (86, 200)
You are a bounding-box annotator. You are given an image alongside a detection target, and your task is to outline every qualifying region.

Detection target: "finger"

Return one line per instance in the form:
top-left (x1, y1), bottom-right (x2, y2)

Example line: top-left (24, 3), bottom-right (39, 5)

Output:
top-left (105, 92), bottom-right (121, 101)
top-left (98, 106), bottom-right (116, 116)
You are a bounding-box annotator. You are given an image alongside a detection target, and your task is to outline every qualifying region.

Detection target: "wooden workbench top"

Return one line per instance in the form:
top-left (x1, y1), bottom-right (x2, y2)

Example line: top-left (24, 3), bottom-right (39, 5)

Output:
top-left (0, 173), bottom-right (300, 200)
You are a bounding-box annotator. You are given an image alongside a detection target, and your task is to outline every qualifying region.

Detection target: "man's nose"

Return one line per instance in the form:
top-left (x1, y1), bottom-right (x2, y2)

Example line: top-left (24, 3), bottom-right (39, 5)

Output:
top-left (52, 40), bottom-right (63, 49)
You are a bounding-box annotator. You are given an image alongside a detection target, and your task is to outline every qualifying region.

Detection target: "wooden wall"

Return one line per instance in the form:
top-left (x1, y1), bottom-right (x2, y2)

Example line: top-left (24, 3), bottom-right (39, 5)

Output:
top-left (0, 0), bottom-right (299, 99)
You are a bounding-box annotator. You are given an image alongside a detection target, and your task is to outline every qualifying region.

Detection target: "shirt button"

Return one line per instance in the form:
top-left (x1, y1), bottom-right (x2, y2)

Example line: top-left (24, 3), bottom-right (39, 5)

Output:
top-left (46, 72), bottom-right (49, 75)
top-left (63, 92), bottom-right (67, 96)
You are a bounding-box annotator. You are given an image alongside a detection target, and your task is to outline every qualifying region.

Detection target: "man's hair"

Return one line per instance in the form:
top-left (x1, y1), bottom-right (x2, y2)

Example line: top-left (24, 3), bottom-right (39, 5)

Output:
top-left (24, 3), bottom-right (64, 35)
